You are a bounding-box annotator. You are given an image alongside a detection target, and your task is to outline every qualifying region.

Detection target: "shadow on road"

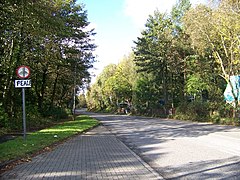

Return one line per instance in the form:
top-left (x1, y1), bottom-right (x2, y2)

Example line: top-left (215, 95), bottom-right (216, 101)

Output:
top-left (162, 156), bottom-right (240, 179)
top-left (79, 109), bottom-right (238, 138)
top-left (78, 109), bottom-right (240, 179)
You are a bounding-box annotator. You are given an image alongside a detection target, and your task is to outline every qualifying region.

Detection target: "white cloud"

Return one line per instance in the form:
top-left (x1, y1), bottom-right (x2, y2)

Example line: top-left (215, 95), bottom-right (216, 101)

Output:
top-left (90, 0), bottom-right (207, 83)
top-left (124, 0), bottom-right (177, 28)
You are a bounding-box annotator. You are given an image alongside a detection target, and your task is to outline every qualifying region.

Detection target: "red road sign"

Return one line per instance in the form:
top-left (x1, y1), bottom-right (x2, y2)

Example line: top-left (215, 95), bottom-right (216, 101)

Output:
top-left (16, 66), bottom-right (30, 79)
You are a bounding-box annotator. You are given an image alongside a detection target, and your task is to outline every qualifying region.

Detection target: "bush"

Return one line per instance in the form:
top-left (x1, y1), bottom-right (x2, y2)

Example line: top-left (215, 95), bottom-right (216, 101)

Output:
top-left (210, 113), bottom-right (221, 124)
top-left (42, 106), bottom-right (68, 120)
top-left (0, 128), bottom-right (8, 136)
top-left (174, 101), bottom-right (210, 121)
top-left (218, 103), bottom-right (234, 118)
top-left (219, 118), bottom-right (237, 125)
top-left (26, 106), bottom-right (52, 130)
top-left (208, 102), bottom-right (239, 125)
top-left (0, 105), bottom-right (9, 129)
top-left (6, 106), bottom-right (53, 132)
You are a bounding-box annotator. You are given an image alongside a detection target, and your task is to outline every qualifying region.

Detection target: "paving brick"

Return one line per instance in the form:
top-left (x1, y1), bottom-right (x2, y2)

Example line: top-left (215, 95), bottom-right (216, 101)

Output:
top-left (1, 126), bottom-right (162, 180)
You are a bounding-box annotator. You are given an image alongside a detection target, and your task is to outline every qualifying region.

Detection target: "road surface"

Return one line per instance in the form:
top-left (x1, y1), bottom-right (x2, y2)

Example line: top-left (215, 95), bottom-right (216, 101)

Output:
top-left (79, 110), bottom-right (240, 179)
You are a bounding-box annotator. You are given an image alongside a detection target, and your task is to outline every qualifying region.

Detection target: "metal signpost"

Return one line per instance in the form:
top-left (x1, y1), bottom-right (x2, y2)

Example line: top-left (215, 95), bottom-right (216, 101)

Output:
top-left (15, 66), bottom-right (31, 140)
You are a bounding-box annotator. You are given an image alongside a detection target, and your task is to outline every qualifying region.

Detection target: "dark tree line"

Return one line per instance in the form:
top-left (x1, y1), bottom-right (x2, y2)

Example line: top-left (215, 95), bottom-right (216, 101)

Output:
top-left (0, 0), bottom-right (96, 131)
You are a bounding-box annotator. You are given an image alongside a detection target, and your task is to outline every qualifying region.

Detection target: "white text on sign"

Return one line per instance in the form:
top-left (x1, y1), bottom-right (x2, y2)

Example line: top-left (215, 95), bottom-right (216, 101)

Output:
top-left (15, 80), bottom-right (31, 88)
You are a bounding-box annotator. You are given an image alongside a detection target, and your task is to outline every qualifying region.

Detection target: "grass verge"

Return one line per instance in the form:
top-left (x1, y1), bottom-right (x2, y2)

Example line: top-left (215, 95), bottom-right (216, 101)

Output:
top-left (0, 115), bottom-right (99, 164)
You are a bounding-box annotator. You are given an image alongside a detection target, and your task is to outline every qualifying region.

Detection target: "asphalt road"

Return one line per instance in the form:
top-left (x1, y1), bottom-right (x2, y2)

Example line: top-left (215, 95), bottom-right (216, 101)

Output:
top-left (79, 110), bottom-right (240, 180)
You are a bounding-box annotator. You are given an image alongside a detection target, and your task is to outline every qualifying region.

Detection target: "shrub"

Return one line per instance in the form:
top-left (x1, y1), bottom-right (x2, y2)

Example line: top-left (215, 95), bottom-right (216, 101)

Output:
top-left (42, 106), bottom-right (68, 120)
top-left (175, 101), bottom-right (210, 121)
top-left (0, 128), bottom-right (8, 136)
top-left (208, 102), bottom-right (239, 125)
top-left (0, 105), bottom-right (9, 129)
top-left (210, 113), bottom-right (221, 124)
top-left (6, 106), bottom-right (52, 132)
top-left (218, 103), bottom-right (234, 118)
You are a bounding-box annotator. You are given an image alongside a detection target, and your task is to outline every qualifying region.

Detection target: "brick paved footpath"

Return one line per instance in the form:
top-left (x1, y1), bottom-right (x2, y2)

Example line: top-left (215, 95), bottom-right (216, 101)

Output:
top-left (1, 125), bottom-right (163, 180)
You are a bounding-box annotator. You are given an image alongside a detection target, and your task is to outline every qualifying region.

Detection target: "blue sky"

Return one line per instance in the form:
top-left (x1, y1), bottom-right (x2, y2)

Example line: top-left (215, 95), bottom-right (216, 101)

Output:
top-left (77, 0), bottom-right (206, 82)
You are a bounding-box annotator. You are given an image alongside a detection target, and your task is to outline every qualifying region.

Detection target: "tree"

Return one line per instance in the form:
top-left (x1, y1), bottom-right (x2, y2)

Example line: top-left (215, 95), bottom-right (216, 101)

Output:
top-left (87, 64), bottom-right (117, 111)
top-left (0, 0), bottom-right (96, 129)
top-left (184, 1), bottom-right (240, 117)
top-left (106, 54), bottom-right (136, 104)
top-left (133, 0), bottom-right (193, 114)
top-left (133, 11), bottom-right (173, 107)
top-left (87, 54), bottom-right (136, 112)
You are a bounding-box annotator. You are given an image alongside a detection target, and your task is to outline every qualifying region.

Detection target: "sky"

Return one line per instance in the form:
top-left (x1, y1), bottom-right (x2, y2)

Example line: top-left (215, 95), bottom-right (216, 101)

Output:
top-left (77, 0), bottom-right (207, 82)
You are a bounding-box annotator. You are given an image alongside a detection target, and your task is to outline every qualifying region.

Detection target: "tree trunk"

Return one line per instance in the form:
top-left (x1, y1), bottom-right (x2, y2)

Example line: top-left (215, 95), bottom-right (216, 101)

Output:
top-left (38, 69), bottom-right (48, 111)
top-left (50, 66), bottom-right (60, 108)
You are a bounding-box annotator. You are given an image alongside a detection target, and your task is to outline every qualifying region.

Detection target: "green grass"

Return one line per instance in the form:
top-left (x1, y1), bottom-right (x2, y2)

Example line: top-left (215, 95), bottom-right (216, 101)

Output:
top-left (0, 115), bottom-right (99, 163)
